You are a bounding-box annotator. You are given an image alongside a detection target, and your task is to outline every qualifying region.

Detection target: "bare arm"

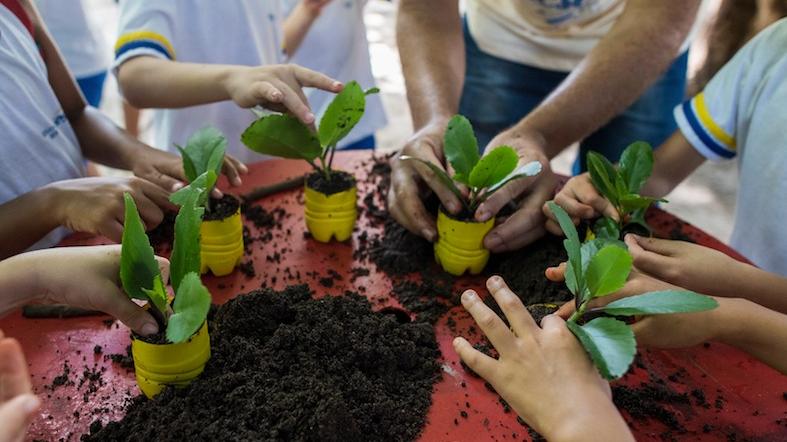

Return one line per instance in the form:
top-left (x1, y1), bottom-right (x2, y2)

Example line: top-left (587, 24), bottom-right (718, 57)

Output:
top-left (713, 298), bottom-right (787, 374)
top-left (0, 188), bottom-right (61, 260)
top-left (397, 0), bottom-right (463, 130)
top-left (283, 1), bottom-right (330, 56)
top-left (642, 131), bottom-right (706, 197)
top-left (511, 0), bottom-right (702, 158)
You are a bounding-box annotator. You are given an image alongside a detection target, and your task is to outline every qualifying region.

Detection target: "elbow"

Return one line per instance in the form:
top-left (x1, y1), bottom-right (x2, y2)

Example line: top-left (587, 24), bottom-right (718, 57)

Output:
top-left (116, 60), bottom-right (152, 108)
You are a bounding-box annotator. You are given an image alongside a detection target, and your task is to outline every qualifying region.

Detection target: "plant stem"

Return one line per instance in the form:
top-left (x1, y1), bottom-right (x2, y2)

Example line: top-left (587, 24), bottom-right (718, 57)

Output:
top-left (568, 299), bottom-right (589, 324)
top-left (148, 305), bottom-right (167, 333)
top-left (327, 144), bottom-right (337, 171)
top-left (318, 156), bottom-right (331, 182)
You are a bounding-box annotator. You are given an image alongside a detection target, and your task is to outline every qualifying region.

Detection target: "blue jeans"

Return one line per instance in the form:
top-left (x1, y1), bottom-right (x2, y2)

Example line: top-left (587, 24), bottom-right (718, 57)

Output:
top-left (458, 20), bottom-right (687, 174)
top-left (76, 71), bottom-right (108, 108)
top-left (340, 134), bottom-right (376, 151)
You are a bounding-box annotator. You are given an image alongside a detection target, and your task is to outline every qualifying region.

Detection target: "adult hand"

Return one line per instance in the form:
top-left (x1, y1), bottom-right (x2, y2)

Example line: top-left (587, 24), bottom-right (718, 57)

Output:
top-left (543, 172), bottom-right (619, 236)
top-left (23, 245), bottom-right (168, 336)
top-left (47, 177), bottom-right (174, 242)
top-left (224, 64), bottom-right (343, 125)
top-left (0, 331), bottom-right (40, 442)
top-left (454, 276), bottom-right (633, 441)
top-left (475, 130), bottom-right (556, 252)
top-left (130, 146), bottom-right (248, 194)
top-left (387, 120), bottom-right (455, 241)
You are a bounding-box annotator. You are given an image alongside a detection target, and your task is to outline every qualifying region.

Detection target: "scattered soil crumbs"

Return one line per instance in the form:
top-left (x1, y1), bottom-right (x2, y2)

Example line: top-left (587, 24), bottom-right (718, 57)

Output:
top-left (105, 345), bottom-right (134, 371)
top-left (238, 260), bottom-right (256, 278)
top-left (203, 194), bottom-right (240, 221)
top-left (84, 285), bottom-right (441, 442)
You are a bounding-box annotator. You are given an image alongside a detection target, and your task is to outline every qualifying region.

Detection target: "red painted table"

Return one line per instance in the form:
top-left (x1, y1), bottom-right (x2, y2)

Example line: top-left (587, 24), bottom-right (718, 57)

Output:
top-left (2, 152), bottom-right (785, 441)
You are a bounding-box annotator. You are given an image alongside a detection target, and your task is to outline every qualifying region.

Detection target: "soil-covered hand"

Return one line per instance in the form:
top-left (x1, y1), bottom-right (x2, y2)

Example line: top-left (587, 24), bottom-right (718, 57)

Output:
top-left (454, 276), bottom-right (633, 441)
top-left (474, 130), bottom-right (556, 252)
top-left (5, 245), bottom-right (168, 336)
top-left (223, 64), bottom-right (343, 125)
top-left (543, 172), bottom-right (619, 236)
top-left (0, 330), bottom-right (40, 442)
top-left (388, 120), bottom-right (456, 241)
top-left (47, 176), bottom-right (174, 242)
top-left (130, 146), bottom-right (248, 194)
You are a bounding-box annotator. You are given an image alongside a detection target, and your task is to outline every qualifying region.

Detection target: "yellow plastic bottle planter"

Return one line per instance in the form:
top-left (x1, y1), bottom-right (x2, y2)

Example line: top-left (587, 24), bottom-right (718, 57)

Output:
top-left (131, 321), bottom-right (211, 399)
top-left (303, 184), bottom-right (358, 243)
top-left (434, 210), bottom-right (495, 276)
top-left (200, 207), bottom-right (243, 276)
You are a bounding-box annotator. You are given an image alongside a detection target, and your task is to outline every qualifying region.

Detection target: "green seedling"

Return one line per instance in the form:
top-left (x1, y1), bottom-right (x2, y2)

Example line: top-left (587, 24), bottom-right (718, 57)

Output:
top-left (547, 201), bottom-right (718, 380)
top-left (175, 127), bottom-right (225, 211)
top-left (401, 115), bottom-right (542, 214)
top-left (586, 141), bottom-right (664, 239)
top-left (120, 182), bottom-right (211, 344)
top-left (240, 80), bottom-right (380, 182)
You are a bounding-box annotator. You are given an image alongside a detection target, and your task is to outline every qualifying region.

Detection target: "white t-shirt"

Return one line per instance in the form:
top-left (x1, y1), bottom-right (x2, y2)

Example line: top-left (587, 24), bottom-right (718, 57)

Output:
top-left (466, 0), bottom-right (699, 71)
top-left (673, 18), bottom-right (787, 276)
top-left (284, 0), bottom-right (386, 148)
top-left (0, 5), bottom-right (85, 249)
top-left (114, 0), bottom-right (286, 164)
top-left (34, 0), bottom-right (109, 78)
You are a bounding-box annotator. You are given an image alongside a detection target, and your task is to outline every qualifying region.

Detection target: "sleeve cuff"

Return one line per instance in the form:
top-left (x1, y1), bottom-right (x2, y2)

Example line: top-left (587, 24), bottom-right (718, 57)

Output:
top-left (673, 94), bottom-right (737, 161)
top-left (114, 30), bottom-right (176, 63)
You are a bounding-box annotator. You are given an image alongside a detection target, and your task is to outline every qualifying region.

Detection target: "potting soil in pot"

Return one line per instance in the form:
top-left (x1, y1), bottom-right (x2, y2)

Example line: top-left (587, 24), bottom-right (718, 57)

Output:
top-left (306, 170), bottom-right (356, 195)
top-left (203, 194), bottom-right (241, 221)
top-left (83, 285), bottom-right (441, 442)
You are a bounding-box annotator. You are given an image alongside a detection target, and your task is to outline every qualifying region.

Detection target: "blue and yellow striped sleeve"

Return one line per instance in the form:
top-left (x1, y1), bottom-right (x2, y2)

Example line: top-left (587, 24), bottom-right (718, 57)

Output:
top-left (673, 92), bottom-right (737, 161)
top-left (114, 30), bottom-right (176, 63)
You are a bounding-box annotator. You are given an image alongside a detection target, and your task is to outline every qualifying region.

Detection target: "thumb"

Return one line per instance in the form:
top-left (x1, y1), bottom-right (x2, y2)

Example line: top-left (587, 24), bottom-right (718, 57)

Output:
top-left (97, 282), bottom-right (160, 336)
top-left (0, 394), bottom-right (40, 442)
top-left (625, 234), bottom-right (673, 276)
top-left (155, 256), bottom-right (170, 285)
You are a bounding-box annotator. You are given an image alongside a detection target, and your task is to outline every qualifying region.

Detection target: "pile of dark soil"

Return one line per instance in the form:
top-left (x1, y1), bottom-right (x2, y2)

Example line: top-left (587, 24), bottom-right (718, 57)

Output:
top-left (84, 285), bottom-right (441, 442)
top-left (147, 211), bottom-right (176, 250)
top-left (306, 170), bottom-right (356, 195)
top-left (203, 194), bottom-right (240, 221)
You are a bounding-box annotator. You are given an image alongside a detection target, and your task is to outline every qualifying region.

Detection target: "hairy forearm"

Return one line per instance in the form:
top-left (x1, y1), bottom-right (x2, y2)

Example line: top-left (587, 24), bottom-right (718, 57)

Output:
top-left (716, 298), bottom-right (787, 374)
top-left (642, 131), bottom-right (705, 197)
top-left (283, 2), bottom-right (319, 56)
top-left (512, 0), bottom-right (700, 158)
top-left (117, 56), bottom-right (234, 108)
top-left (69, 106), bottom-right (152, 170)
top-left (0, 188), bottom-right (61, 260)
top-left (397, 0), bottom-right (464, 129)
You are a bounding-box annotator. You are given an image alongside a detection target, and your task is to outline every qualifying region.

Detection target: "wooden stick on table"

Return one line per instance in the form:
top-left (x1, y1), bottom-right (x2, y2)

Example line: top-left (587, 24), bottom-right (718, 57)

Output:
top-left (242, 175), bottom-right (305, 203)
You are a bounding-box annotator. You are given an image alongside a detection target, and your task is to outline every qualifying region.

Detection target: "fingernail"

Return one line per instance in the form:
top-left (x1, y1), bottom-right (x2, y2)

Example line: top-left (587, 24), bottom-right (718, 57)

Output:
top-left (476, 209), bottom-right (491, 222)
top-left (452, 337), bottom-right (462, 348)
top-left (487, 275), bottom-right (502, 288)
top-left (486, 234), bottom-right (503, 250)
top-left (446, 202), bottom-right (458, 213)
top-left (333, 81), bottom-right (343, 89)
top-left (272, 92), bottom-right (283, 100)
top-left (305, 112), bottom-right (315, 123)
top-left (421, 228), bottom-right (436, 242)
top-left (461, 290), bottom-right (477, 304)
top-left (22, 394), bottom-right (40, 413)
top-left (171, 182), bottom-right (184, 191)
top-left (140, 322), bottom-right (159, 336)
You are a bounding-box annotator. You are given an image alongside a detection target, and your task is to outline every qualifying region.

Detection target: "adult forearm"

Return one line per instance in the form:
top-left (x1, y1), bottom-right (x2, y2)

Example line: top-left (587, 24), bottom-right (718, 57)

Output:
top-left (69, 106), bottom-right (151, 170)
top-left (397, 0), bottom-right (464, 129)
top-left (117, 56), bottom-right (234, 108)
top-left (716, 298), bottom-right (787, 374)
top-left (283, 2), bottom-right (319, 56)
top-left (0, 188), bottom-right (61, 260)
top-left (513, 0), bottom-right (700, 158)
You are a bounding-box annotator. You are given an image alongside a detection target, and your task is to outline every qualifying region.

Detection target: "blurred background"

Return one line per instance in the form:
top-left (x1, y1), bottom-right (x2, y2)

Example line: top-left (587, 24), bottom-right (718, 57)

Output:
top-left (84, 0), bottom-right (786, 243)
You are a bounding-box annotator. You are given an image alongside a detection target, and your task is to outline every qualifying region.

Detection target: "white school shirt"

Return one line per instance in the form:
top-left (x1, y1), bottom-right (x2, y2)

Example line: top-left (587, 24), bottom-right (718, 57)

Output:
top-left (283, 0), bottom-right (386, 148)
top-left (34, 0), bottom-right (109, 79)
top-left (114, 0), bottom-right (286, 164)
top-left (0, 5), bottom-right (85, 249)
top-left (673, 18), bottom-right (787, 276)
top-left (466, 0), bottom-right (701, 72)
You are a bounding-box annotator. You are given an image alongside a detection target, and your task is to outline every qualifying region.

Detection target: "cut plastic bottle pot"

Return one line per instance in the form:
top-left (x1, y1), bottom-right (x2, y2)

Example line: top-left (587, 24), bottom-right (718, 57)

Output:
top-left (303, 183), bottom-right (357, 243)
top-left (434, 209), bottom-right (494, 276)
top-left (200, 207), bottom-right (243, 276)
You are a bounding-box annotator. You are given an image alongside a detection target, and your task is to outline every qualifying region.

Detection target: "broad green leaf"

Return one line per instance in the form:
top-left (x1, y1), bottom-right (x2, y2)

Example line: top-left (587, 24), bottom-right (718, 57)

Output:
top-left (587, 152), bottom-right (620, 207)
top-left (619, 194), bottom-right (660, 214)
top-left (613, 174), bottom-right (629, 203)
top-left (483, 161), bottom-right (542, 195)
top-left (319, 80), bottom-right (366, 148)
top-left (547, 202), bottom-right (582, 297)
top-left (600, 290), bottom-right (718, 316)
top-left (619, 141), bottom-right (653, 194)
top-left (567, 318), bottom-right (636, 380)
top-left (593, 217), bottom-right (620, 241)
top-left (120, 194), bottom-right (167, 313)
top-left (170, 170), bottom-right (217, 209)
top-left (179, 127), bottom-right (226, 183)
top-left (443, 115), bottom-right (480, 185)
top-left (468, 146), bottom-right (518, 189)
top-left (400, 155), bottom-right (465, 203)
top-left (166, 272), bottom-right (211, 344)
top-left (241, 114), bottom-right (322, 161)
top-left (176, 145), bottom-right (198, 183)
top-left (365, 87), bottom-right (380, 95)
top-left (585, 245), bottom-right (632, 298)
top-left (170, 189), bottom-right (204, 294)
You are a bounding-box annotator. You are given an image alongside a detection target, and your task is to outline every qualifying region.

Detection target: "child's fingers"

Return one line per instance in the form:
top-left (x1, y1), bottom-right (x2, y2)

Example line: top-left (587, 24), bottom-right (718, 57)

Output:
top-left (555, 301), bottom-right (575, 319)
top-left (624, 235), bottom-right (673, 277)
top-left (628, 235), bottom-right (681, 256)
top-left (253, 81), bottom-right (283, 104)
top-left (221, 157), bottom-right (244, 187)
top-left (0, 394), bottom-right (40, 442)
top-left (486, 276), bottom-right (538, 339)
top-left (544, 262), bottom-right (566, 282)
top-left (452, 337), bottom-right (497, 379)
top-left (544, 219), bottom-right (563, 236)
top-left (553, 192), bottom-right (595, 220)
top-left (91, 281), bottom-right (160, 337)
top-left (292, 66), bottom-right (343, 92)
top-left (101, 219), bottom-right (125, 244)
top-left (272, 79), bottom-right (314, 125)
top-left (0, 337), bottom-right (32, 401)
top-left (460, 290), bottom-right (517, 355)
top-left (572, 178), bottom-right (619, 221)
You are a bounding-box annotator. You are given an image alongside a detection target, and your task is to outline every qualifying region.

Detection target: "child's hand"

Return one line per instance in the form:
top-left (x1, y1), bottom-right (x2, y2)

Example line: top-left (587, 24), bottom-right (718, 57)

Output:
top-left (223, 64), bottom-right (343, 125)
top-left (46, 177), bottom-right (175, 242)
top-left (454, 276), bottom-right (633, 441)
top-left (543, 173), bottom-right (619, 236)
top-left (0, 330), bottom-right (40, 442)
top-left (130, 146), bottom-right (248, 194)
top-left (7, 245), bottom-right (167, 336)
